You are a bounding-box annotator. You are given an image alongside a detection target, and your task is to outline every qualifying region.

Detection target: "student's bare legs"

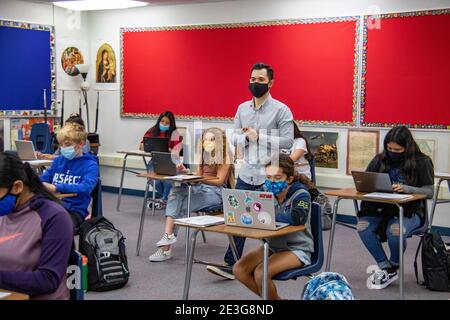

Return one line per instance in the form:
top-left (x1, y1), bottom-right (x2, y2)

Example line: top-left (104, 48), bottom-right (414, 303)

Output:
top-left (254, 251), bottom-right (303, 300)
top-left (233, 246), bottom-right (266, 296)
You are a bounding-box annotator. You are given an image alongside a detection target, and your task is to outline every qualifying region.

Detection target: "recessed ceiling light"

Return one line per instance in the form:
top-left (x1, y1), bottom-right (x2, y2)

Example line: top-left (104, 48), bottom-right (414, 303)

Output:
top-left (53, 0), bottom-right (149, 11)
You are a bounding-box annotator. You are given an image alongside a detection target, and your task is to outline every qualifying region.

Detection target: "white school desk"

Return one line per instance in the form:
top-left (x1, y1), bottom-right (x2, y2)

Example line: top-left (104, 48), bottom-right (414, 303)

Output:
top-left (115, 150), bottom-right (152, 211)
top-left (175, 222), bottom-right (305, 300)
top-left (429, 172), bottom-right (450, 228)
top-left (324, 188), bottom-right (427, 300)
top-left (136, 172), bottom-right (219, 260)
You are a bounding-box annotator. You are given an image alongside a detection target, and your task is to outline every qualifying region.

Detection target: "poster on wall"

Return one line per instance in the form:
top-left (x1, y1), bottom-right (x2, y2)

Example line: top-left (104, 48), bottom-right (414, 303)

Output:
top-left (56, 38), bottom-right (89, 90)
top-left (416, 138), bottom-right (436, 165)
top-left (302, 131), bottom-right (339, 169)
top-left (10, 117), bottom-right (60, 149)
top-left (346, 130), bottom-right (379, 175)
top-left (96, 43), bottom-right (117, 83)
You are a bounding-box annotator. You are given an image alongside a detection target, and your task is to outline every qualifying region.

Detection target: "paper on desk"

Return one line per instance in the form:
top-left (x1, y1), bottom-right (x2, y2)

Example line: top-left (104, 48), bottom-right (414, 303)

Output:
top-left (435, 172), bottom-right (450, 178)
top-left (25, 160), bottom-right (52, 165)
top-left (174, 215), bottom-right (224, 227)
top-left (0, 292), bottom-right (11, 299)
top-left (162, 175), bottom-right (202, 181)
top-left (363, 192), bottom-right (413, 200)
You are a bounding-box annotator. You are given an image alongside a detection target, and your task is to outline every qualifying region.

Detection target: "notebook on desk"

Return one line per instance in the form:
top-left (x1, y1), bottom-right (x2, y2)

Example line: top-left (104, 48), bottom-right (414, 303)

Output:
top-left (175, 215), bottom-right (224, 227)
top-left (363, 192), bottom-right (413, 200)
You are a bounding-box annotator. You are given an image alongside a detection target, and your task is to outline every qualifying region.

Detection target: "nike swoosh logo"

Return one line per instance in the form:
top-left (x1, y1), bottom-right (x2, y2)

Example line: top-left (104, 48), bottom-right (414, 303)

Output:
top-left (0, 233), bottom-right (23, 244)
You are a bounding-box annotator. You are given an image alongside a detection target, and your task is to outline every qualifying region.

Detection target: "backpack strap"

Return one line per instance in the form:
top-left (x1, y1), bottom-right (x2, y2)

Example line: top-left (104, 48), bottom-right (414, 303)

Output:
top-left (414, 235), bottom-right (425, 286)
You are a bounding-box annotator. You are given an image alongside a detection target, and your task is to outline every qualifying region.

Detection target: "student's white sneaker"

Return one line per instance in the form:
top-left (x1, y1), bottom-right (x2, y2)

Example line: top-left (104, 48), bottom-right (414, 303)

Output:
top-left (156, 233), bottom-right (177, 247)
top-left (149, 248), bottom-right (172, 262)
top-left (369, 268), bottom-right (398, 289)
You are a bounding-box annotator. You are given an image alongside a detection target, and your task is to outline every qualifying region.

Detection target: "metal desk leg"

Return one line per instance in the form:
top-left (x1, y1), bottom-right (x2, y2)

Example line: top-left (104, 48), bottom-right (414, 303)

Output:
top-left (325, 197), bottom-right (342, 271)
top-left (429, 178), bottom-right (443, 229)
top-left (185, 184), bottom-right (192, 265)
top-left (182, 229), bottom-right (200, 300)
top-left (397, 204), bottom-right (404, 300)
top-left (227, 235), bottom-right (239, 262)
top-left (151, 179), bottom-right (156, 217)
top-left (136, 179), bottom-right (150, 256)
top-left (262, 241), bottom-right (269, 300)
top-left (116, 154), bottom-right (128, 211)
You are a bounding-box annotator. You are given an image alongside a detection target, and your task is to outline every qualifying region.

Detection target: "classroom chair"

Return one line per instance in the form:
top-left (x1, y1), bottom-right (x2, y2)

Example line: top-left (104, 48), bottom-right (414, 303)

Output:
top-left (273, 203), bottom-right (324, 282)
top-left (30, 123), bottom-right (53, 154)
top-left (91, 178), bottom-right (103, 218)
top-left (68, 250), bottom-right (84, 301)
top-left (309, 157), bottom-right (316, 185)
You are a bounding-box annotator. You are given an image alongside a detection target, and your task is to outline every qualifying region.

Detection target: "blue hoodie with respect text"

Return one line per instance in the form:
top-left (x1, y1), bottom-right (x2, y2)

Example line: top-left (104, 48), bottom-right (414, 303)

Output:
top-left (40, 153), bottom-right (99, 218)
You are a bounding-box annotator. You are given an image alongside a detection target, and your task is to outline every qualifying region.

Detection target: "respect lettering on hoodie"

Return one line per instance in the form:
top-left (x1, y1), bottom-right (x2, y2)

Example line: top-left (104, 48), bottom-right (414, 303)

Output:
top-left (52, 171), bottom-right (81, 185)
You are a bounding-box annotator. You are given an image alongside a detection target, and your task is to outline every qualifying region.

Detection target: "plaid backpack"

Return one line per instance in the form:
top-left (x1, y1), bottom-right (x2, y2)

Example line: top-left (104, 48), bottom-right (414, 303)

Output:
top-left (302, 272), bottom-right (355, 300)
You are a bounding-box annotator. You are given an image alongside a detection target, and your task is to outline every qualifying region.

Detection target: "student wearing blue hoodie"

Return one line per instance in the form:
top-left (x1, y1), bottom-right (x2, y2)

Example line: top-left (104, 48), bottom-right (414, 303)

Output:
top-left (233, 154), bottom-right (314, 300)
top-left (41, 123), bottom-right (99, 230)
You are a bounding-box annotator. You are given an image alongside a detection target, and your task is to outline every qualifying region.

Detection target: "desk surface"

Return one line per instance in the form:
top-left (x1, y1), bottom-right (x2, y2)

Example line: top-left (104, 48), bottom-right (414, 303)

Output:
top-left (435, 172), bottom-right (450, 179)
top-left (24, 160), bottom-right (53, 167)
top-left (137, 172), bottom-right (218, 183)
top-left (325, 188), bottom-right (426, 204)
top-left (117, 150), bottom-right (152, 157)
top-left (175, 223), bottom-right (305, 240)
top-left (0, 290), bottom-right (29, 300)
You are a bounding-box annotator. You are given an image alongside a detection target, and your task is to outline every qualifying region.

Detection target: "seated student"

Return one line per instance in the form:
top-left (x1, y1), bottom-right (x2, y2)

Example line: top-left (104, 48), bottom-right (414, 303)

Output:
top-left (357, 125), bottom-right (434, 290)
top-left (233, 154), bottom-right (314, 300)
top-left (149, 127), bottom-right (232, 262)
top-left (290, 122), bottom-right (312, 180)
top-left (140, 111), bottom-right (183, 209)
top-left (40, 123), bottom-right (99, 231)
top-left (0, 153), bottom-right (73, 300)
top-left (36, 113), bottom-right (90, 160)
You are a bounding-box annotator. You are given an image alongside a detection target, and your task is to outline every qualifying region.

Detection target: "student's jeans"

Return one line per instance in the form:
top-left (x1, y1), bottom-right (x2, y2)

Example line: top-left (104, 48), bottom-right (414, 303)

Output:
top-left (223, 177), bottom-right (264, 267)
top-left (147, 162), bottom-right (172, 201)
top-left (357, 214), bottom-right (421, 269)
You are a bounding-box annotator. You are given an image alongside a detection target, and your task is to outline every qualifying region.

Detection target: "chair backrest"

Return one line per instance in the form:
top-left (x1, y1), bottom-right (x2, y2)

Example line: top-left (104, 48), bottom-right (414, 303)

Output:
top-left (309, 157), bottom-right (316, 185)
top-left (91, 178), bottom-right (103, 218)
top-left (30, 123), bottom-right (53, 154)
top-left (309, 202), bottom-right (324, 267)
top-left (68, 250), bottom-right (84, 300)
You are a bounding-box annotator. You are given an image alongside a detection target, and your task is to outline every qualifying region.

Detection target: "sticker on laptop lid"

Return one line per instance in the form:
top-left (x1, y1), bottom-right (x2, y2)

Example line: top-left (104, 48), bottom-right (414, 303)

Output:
top-left (257, 212), bottom-right (272, 225)
top-left (226, 212), bottom-right (236, 225)
top-left (259, 193), bottom-right (272, 199)
top-left (227, 195), bottom-right (239, 208)
top-left (253, 202), bottom-right (262, 212)
top-left (241, 213), bottom-right (253, 225)
top-left (244, 192), bottom-right (254, 205)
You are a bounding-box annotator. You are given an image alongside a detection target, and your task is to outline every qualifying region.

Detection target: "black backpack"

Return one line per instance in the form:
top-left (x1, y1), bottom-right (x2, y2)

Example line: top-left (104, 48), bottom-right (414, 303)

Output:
top-left (78, 217), bottom-right (130, 292)
top-left (414, 231), bottom-right (450, 292)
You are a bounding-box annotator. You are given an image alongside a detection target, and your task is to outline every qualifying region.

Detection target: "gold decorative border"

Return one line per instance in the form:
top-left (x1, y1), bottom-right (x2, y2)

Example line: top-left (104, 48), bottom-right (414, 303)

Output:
top-left (120, 16), bottom-right (361, 125)
top-left (360, 9), bottom-right (450, 130)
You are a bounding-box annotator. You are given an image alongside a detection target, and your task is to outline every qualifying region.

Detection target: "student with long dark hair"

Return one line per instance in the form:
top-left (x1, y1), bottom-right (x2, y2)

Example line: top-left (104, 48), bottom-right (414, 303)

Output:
top-left (357, 126), bottom-right (434, 289)
top-left (139, 111), bottom-right (183, 209)
top-left (0, 152), bottom-right (73, 299)
top-left (290, 123), bottom-right (313, 179)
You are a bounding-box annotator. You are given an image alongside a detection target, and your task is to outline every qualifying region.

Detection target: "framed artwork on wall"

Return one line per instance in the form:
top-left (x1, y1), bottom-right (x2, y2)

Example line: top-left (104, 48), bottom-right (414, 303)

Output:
top-left (416, 138), bottom-right (437, 166)
top-left (302, 131), bottom-right (339, 169)
top-left (346, 129), bottom-right (379, 175)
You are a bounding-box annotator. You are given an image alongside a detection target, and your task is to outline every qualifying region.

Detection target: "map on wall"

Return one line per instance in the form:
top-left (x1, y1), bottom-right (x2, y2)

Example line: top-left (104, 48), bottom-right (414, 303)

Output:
top-left (346, 130), bottom-right (379, 175)
top-left (302, 131), bottom-right (339, 169)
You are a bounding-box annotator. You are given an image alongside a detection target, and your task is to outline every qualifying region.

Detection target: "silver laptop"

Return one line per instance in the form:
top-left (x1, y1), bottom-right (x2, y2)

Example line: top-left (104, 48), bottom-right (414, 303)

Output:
top-left (222, 189), bottom-right (289, 231)
top-left (15, 140), bottom-right (38, 160)
top-left (351, 171), bottom-right (394, 193)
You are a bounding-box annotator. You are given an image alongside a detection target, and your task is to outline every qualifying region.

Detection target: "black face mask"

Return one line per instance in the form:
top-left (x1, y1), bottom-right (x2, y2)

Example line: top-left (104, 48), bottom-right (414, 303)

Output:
top-left (388, 151), bottom-right (405, 162)
top-left (249, 82), bottom-right (269, 98)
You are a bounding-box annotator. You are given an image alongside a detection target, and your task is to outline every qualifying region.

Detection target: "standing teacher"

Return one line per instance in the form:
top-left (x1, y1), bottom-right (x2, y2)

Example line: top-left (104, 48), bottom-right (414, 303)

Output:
top-left (206, 62), bottom-right (294, 279)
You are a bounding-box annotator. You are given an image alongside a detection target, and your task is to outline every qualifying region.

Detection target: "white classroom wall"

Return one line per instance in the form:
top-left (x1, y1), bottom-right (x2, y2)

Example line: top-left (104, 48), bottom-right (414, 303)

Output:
top-left (1, 0), bottom-right (450, 226)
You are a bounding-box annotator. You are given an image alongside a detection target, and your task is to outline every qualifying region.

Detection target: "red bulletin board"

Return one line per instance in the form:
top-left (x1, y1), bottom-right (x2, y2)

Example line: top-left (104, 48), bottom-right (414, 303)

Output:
top-left (121, 18), bottom-right (359, 125)
top-left (361, 10), bottom-right (450, 129)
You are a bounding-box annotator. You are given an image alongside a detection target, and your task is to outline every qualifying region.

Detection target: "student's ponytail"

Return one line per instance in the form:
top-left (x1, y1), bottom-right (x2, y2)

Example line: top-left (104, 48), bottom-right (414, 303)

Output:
top-left (266, 153), bottom-right (315, 188)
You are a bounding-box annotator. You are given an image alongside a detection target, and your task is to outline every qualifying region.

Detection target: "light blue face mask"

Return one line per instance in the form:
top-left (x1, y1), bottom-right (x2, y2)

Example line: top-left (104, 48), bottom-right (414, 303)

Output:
top-left (159, 124), bottom-right (170, 132)
top-left (0, 190), bottom-right (18, 217)
top-left (61, 146), bottom-right (77, 160)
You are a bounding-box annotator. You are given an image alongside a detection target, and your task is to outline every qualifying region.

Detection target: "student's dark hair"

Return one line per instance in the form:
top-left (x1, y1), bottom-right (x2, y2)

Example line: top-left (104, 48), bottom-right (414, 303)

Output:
top-left (65, 114), bottom-right (85, 128)
top-left (0, 152), bottom-right (60, 203)
top-left (379, 126), bottom-right (426, 185)
top-left (251, 62), bottom-right (274, 81)
top-left (265, 153), bottom-right (315, 189)
top-left (293, 122), bottom-right (313, 161)
top-left (149, 111), bottom-right (177, 136)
